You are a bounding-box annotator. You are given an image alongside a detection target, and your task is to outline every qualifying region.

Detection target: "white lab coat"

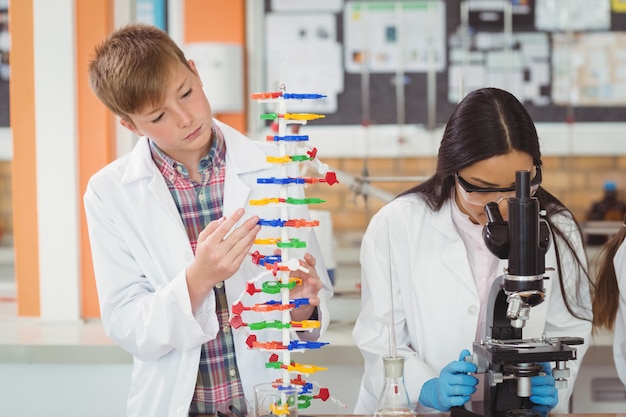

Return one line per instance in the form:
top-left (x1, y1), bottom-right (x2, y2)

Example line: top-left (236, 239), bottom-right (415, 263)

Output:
top-left (84, 120), bottom-right (333, 417)
top-left (353, 193), bottom-right (592, 414)
top-left (613, 239), bottom-right (626, 386)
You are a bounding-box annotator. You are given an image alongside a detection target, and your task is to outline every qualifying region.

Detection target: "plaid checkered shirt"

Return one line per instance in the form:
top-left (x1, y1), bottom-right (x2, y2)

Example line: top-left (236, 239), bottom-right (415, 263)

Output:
top-left (149, 124), bottom-right (247, 416)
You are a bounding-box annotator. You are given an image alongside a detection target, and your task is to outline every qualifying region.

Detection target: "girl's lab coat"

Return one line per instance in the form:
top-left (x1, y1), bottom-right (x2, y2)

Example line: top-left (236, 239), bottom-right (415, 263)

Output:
top-left (613, 239), bottom-right (626, 386)
top-left (353, 193), bottom-right (592, 414)
top-left (84, 120), bottom-right (333, 417)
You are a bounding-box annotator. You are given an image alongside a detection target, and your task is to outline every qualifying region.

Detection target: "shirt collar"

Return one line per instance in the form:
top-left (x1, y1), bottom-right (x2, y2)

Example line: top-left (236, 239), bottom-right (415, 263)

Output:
top-left (149, 123), bottom-right (226, 180)
top-left (451, 189), bottom-right (484, 241)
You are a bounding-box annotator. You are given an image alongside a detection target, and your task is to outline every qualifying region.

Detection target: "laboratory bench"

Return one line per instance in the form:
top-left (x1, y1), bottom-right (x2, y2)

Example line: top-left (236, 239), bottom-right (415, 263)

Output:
top-left (0, 238), bottom-right (625, 415)
top-left (0, 318), bottom-right (363, 416)
top-left (0, 317), bottom-right (623, 416)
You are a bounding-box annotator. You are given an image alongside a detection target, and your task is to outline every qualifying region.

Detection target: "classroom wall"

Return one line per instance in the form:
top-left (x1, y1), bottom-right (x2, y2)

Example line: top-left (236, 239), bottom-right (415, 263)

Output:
top-left (4, 0), bottom-right (626, 320)
top-left (2, 154), bottom-right (626, 242)
top-left (6, 0), bottom-right (247, 319)
top-left (303, 155), bottom-right (626, 235)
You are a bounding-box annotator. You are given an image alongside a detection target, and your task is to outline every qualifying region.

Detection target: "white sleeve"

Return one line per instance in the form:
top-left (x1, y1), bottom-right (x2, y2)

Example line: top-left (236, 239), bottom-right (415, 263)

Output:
top-left (613, 240), bottom-right (626, 386)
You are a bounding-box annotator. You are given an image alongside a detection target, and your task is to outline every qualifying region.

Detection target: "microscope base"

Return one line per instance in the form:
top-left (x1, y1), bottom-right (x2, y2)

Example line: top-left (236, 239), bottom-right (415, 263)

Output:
top-left (451, 403), bottom-right (546, 417)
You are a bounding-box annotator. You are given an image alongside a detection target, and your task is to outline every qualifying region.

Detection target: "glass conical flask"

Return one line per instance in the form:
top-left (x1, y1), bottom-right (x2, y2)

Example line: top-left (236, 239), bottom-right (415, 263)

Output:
top-left (374, 355), bottom-right (416, 417)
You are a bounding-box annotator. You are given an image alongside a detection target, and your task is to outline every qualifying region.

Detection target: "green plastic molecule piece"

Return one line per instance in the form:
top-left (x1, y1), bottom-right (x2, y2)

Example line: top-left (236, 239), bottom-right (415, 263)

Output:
top-left (286, 197), bottom-right (326, 205)
top-left (277, 238), bottom-right (306, 248)
top-left (290, 155), bottom-right (313, 162)
top-left (266, 361), bottom-right (283, 369)
top-left (261, 280), bottom-right (298, 294)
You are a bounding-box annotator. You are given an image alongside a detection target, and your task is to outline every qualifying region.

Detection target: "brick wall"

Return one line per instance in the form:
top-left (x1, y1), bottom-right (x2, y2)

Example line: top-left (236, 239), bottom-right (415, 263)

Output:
top-left (0, 156), bottom-right (624, 240)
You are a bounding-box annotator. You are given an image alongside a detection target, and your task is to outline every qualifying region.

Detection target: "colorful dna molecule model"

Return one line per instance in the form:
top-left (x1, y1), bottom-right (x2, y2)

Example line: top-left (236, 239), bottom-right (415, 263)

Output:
top-left (229, 86), bottom-right (342, 414)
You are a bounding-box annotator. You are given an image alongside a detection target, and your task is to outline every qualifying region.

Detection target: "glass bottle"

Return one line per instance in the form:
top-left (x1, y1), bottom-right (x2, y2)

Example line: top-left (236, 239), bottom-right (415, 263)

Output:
top-left (587, 180), bottom-right (626, 245)
top-left (374, 355), bottom-right (416, 417)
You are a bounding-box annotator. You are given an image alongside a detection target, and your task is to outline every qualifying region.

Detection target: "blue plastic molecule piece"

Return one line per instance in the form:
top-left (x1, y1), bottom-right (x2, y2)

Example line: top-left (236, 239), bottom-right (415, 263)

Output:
top-left (257, 218), bottom-right (285, 227)
top-left (257, 177), bottom-right (306, 185)
top-left (286, 178), bottom-right (305, 185)
top-left (291, 298), bottom-right (311, 308)
top-left (257, 255), bottom-right (282, 266)
top-left (283, 93), bottom-right (327, 100)
top-left (288, 340), bottom-right (330, 350)
top-left (298, 383), bottom-right (314, 394)
top-left (267, 135), bottom-right (309, 142)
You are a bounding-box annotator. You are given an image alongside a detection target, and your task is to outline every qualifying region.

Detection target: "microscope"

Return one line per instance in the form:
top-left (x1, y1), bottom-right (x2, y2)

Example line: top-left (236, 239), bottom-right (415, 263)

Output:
top-left (451, 170), bottom-right (583, 417)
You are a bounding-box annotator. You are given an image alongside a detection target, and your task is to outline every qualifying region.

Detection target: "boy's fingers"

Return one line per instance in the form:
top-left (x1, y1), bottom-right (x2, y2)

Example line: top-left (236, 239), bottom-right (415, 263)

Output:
top-left (303, 253), bottom-right (316, 267)
top-left (198, 208), bottom-right (247, 244)
top-left (197, 216), bottom-right (226, 242)
top-left (223, 215), bottom-right (260, 246)
top-left (215, 208), bottom-right (246, 238)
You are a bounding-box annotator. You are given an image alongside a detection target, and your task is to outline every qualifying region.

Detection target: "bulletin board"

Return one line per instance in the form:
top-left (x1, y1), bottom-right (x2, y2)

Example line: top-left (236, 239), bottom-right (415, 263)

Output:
top-left (262, 0), bottom-right (626, 126)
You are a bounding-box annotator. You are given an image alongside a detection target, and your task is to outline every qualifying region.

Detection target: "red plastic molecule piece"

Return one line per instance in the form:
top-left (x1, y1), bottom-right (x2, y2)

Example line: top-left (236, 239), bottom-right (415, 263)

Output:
top-left (324, 171), bottom-right (338, 185)
top-left (250, 91), bottom-right (283, 100)
top-left (229, 315), bottom-right (245, 329)
top-left (246, 282), bottom-right (260, 296)
top-left (316, 388), bottom-right (330, 401)
top-left (232, 302), bottom-right (246, 315)
top-left (251, 250), bottom-right (264, 265)
top-left (246, 334), bottom-right (257, 348)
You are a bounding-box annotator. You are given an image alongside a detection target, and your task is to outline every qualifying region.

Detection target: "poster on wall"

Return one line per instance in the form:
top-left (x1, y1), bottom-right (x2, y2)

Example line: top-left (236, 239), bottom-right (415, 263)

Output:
top-left (343, 1), bottom-right (446, 74)
top-left (552, 32), bottom-right (626, 106)
top-left (535, 0), bottom-right (611, 31)
top-left (265, 11), bottom-right (343, 113)
top-left (259, 0), bottom-right (626, 125)
top-left (271, 0), bottom-right (343, 12)
top-left (448, 31), bottom-right (551, 106)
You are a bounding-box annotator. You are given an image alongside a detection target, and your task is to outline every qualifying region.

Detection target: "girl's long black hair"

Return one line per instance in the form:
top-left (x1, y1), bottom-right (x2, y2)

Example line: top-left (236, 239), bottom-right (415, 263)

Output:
top-left (400, 87), bottom-right (592, 321)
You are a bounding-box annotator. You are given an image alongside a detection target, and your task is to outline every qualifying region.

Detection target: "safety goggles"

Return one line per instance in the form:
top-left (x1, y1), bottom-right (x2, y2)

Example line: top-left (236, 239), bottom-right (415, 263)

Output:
top-left (455, 166), bottom-right (542, 207)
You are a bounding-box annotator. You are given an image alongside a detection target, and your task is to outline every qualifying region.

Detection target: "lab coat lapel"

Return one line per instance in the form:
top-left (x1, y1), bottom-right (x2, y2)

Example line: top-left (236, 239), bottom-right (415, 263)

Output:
top-left (432, 201), bottom-right (479, 296)
top-left (122, 138), bottom-right (184, 225)
top-left (217, 120), bottom-right (270, 217)
top-left (122, 137), bottom-right (190, 265)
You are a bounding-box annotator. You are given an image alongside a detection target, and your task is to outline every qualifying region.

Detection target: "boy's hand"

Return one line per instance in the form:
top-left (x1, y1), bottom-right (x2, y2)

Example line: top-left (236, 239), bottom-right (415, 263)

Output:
top-left (186, 208), bottom-right (261, 311)
top-left (288, 253), bottom-right (324, 321)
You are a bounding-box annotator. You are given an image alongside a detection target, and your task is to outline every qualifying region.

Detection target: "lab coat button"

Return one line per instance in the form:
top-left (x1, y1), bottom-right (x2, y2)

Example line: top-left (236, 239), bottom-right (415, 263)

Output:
top-left (468, 305), bottom-right (478, 315)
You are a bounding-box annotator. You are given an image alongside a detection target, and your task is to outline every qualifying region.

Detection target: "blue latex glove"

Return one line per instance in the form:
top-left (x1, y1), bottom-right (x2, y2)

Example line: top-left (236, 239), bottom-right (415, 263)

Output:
top-left (530, 362), bottom-right (558, 410)
top-left (419, 349), bottom-right (478, 411)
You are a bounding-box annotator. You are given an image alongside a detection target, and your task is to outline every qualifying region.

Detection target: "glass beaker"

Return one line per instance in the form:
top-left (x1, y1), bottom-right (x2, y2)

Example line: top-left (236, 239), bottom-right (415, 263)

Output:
top-left (374, 355), bottom-right (416, 417)
top-left (254, 382), bottom-right (298, 417)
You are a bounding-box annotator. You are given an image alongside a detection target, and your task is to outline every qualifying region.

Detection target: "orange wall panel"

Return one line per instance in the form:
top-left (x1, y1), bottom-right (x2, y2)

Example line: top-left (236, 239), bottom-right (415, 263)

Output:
top-left (9, 0), bottom-right (40, 317)
top-left (185, 0), bottom-right (245, 44)
top-left (76, 0), bottom-right (115, 318)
